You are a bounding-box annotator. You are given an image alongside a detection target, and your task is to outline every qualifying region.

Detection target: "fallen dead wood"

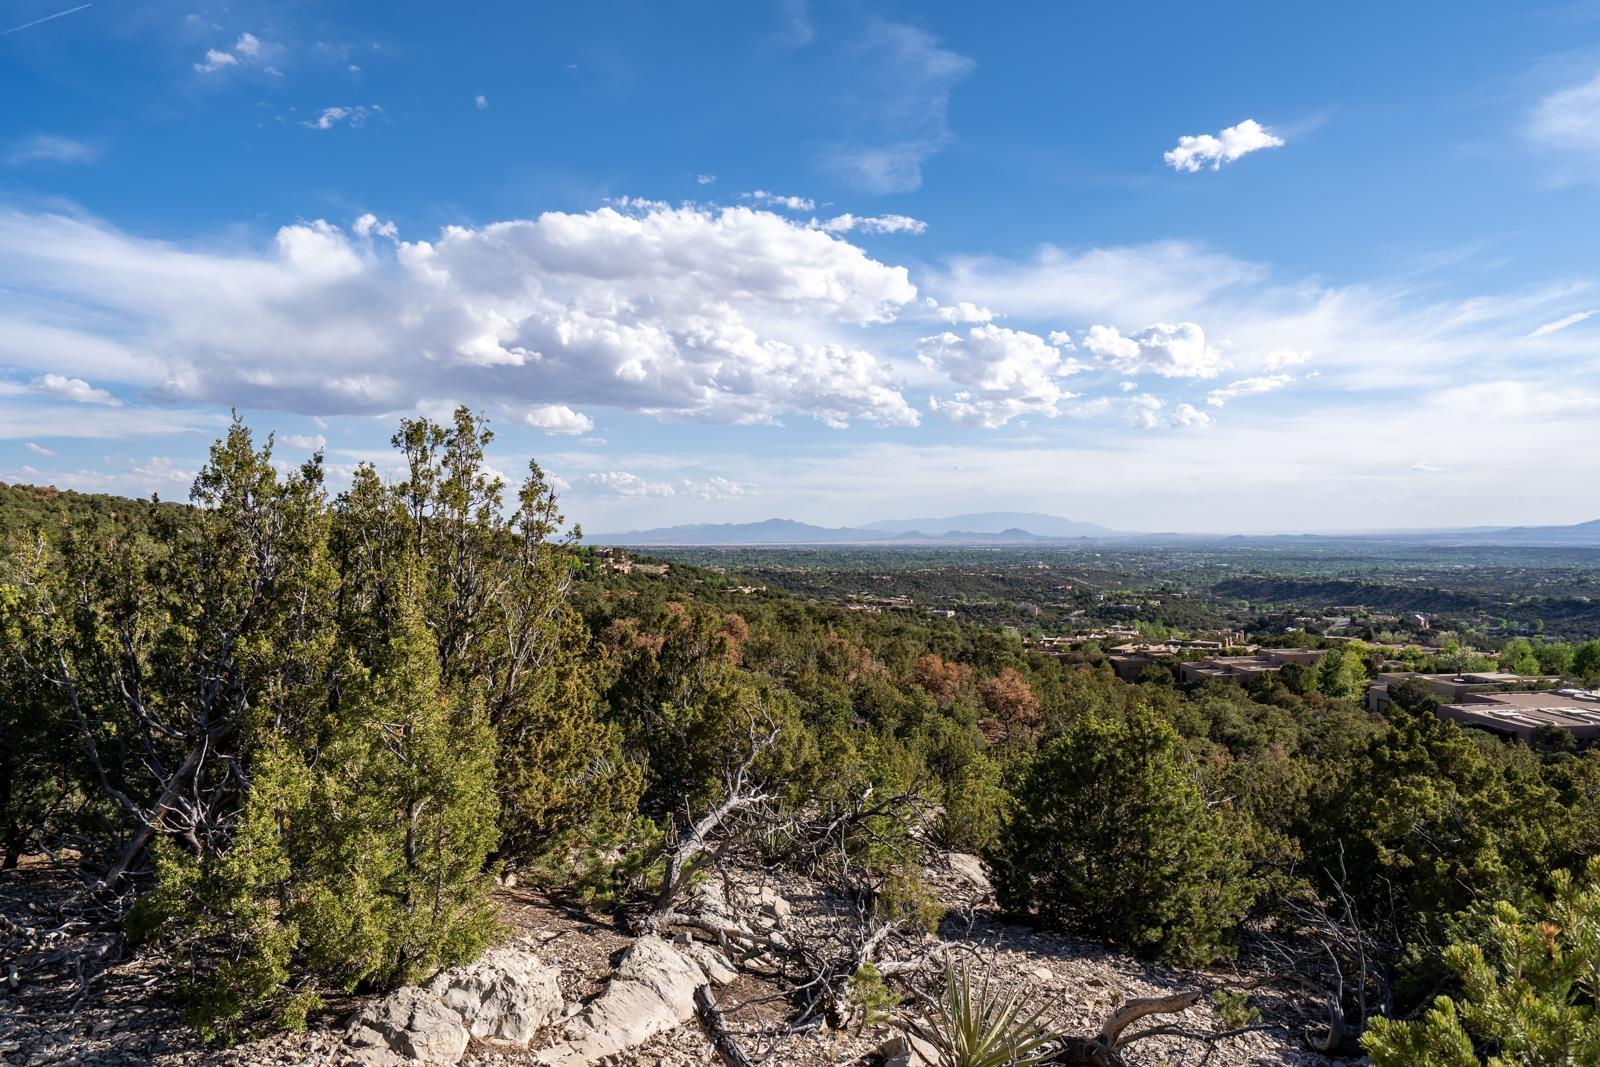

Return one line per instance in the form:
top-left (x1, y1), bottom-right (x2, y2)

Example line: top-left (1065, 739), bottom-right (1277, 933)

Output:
top-left (695, 985), bottom-right (757, 1067)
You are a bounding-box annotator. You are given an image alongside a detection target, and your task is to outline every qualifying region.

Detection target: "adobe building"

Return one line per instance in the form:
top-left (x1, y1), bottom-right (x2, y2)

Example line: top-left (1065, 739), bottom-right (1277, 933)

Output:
top-left (1177, 648), bottom-right (1326, 687)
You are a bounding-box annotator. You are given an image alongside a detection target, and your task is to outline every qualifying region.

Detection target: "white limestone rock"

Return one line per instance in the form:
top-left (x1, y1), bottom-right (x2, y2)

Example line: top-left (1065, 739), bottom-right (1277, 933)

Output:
top-left (537, 936), bottom-right (707, 1067)
top-left (346, 987), bottom-right (469, 1065)
top-left (424, 943), bottom-right (563, 1044)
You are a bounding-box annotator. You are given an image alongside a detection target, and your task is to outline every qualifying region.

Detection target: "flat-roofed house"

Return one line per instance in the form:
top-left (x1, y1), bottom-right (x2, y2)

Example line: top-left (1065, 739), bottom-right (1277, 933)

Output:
top-left (1178, 648), bottom-right (1327, 687)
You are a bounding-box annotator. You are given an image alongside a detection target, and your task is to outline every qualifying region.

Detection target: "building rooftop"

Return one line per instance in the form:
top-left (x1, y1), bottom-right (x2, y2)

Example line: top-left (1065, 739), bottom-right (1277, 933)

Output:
top-left (1441, 701), bottom-right (1600, 731)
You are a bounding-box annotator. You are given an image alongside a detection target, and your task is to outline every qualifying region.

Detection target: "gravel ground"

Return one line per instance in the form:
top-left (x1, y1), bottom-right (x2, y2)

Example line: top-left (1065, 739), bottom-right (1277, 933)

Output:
top-left (1, 856), bottom-right (1356, 1067)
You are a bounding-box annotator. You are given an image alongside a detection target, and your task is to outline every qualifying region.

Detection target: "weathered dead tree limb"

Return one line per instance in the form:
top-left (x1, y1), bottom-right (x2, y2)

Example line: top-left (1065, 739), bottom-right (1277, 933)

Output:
top-left (639, 713), bottom-right (780, 935)
top-left (1042, 990), bottom-right (1203, 1065)
top-left (1100, 990), bottom-right (1203, 1047)
top-left (695, 986), bottom-right (757, 1067)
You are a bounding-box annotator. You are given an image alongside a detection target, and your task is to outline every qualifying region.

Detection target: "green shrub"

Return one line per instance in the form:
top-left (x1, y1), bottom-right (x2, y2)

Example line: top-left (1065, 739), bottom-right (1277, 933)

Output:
top-left (1364, 858), bottom-right (1600, 1066)
top-left (987, 707), bottom-right (1256, 966)
top-left (846, 961), bottom-right (899, 1028)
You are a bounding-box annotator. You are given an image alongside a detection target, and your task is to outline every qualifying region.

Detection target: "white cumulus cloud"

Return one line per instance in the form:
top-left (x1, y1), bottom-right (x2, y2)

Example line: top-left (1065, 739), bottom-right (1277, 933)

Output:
top-left (1164, 119), bottom-right (1284, 173)
top-left (36, 374), bottom-right (119, 405)
top-left (194, 33), bottom-right (276, 75)
top-left (1083, 322), bottom-right (1224, 378)
top-left (935, 301), bottom-right (994, 324)
top-left (920, 324), bottom-right (1087, 427)
top-left (1125, 395), bottom-right (1211, 430)
top-left (579, 471), bottom-right (752, 500)
top-left (0, 202), bottom-right (922, 430)
top-left (195, 49), bottom-right (238, 74)
top-left (524, 403), bottom-right (595, 435)
top-left (582, 471), bottom-right (677, 497)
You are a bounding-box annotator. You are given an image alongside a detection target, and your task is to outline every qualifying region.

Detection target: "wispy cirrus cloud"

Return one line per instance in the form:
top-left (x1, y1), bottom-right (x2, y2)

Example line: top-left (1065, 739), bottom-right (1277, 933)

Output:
top-left (825, 20), bottom-right (974, 193)
top-left (1527, 309), bottom-right (1594, 337)
top-left (1528, 72), bottom-right (1600, 172)
top-left (7, 134), bottom-right (98, 166)
top-left (1205, 374), bottom-right (1293, 406)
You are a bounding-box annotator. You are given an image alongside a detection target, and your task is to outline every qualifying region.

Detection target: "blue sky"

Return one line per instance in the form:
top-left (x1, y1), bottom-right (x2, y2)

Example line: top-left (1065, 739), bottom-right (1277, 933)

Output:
top-left (3, 0), bottom-right (1599, 533)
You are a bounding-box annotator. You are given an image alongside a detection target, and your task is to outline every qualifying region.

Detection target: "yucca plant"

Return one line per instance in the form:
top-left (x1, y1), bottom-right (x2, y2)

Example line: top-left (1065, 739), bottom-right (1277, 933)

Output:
top-left (906, 960), bottom-right (1060, 1067)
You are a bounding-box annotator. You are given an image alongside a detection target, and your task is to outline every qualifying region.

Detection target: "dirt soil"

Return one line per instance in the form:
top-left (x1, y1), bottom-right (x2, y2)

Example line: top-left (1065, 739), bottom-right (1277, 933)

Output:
top-left (0, 856), bottom-right (1355, 1067)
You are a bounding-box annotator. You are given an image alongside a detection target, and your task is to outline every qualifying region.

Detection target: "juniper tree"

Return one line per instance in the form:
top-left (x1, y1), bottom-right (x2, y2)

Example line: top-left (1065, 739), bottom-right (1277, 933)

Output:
top-left (988, 707), bottom-right (1256, 966)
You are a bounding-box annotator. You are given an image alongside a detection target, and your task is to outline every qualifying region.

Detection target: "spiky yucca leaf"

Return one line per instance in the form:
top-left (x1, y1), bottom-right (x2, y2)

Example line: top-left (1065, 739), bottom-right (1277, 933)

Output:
top-left (907, 960), bottom-right (1059, 1067)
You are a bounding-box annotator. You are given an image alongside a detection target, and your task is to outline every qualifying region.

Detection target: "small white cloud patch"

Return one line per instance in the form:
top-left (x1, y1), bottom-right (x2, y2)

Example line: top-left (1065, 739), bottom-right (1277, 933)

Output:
top-left (1164, 119), bottom-right (1284, 173)
top-left (816, 213), bottom-right (927, 235)
top-left (1206, 374), bottom-right (1293, 406)
top-left (303, 106), bottom-right (377, 130)
top-left (743, 191), bottom-right (816, 211)
top-left (35, 374), bottom-right (119, 406)
top-left (194, 32), bottom-right (276, 75)
top-left (194, 49), bottom-right (238, 74)
top-left (524, 404), bottom-right (595, 435)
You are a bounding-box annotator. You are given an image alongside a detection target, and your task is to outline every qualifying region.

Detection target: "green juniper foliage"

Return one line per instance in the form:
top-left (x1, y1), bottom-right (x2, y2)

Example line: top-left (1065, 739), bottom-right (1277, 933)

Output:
top-left (1364, 859), bottom-right (1600, 1067)
top-left (988, 707), bottom-right (1256, 966)
top-left (7, 409), bottom-right (1600, 1049)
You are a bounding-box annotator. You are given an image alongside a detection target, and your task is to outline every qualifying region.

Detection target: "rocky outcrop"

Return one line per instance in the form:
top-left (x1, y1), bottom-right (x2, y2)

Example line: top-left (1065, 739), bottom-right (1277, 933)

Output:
top-left (346, 987), bottom-right (471, 1066)
top-left (344, 942), bottom-right (563, 1065)
top-left (947, 852), bottom-right (991, 895)
top-left (537, 936), bottom-right (709, 1067)
top-left (424, 944), bottom-right (563, 1043)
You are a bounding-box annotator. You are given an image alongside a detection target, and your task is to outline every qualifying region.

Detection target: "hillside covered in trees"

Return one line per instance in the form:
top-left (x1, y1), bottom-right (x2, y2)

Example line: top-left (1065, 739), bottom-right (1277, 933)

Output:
top-left (5, 411), bottom-right (1600, 1066)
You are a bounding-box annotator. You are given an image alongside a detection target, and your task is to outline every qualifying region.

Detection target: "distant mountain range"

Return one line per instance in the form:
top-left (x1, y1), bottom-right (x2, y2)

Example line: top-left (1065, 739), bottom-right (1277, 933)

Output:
top-left (858, 512), bottom-right (1120, 538)
top-left (586, 517), bottom-right (1070, 546)
top-left (588, 513), bottom-right (1600, 547)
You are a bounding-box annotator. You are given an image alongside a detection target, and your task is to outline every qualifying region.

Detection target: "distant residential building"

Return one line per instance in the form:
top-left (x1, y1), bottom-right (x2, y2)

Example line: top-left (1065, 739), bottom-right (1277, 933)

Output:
top-left (1366, 671), bottom-right (1561, 714)
top-left (1178, 648), bottom-right (1326, 687)
top-left (1437, 689), bottom-right (1600, 744)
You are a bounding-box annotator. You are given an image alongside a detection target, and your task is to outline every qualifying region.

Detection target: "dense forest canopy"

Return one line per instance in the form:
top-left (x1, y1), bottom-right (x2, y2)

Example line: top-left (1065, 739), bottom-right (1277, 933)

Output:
top-left (5, 411), bottom-right (1600, 1063)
